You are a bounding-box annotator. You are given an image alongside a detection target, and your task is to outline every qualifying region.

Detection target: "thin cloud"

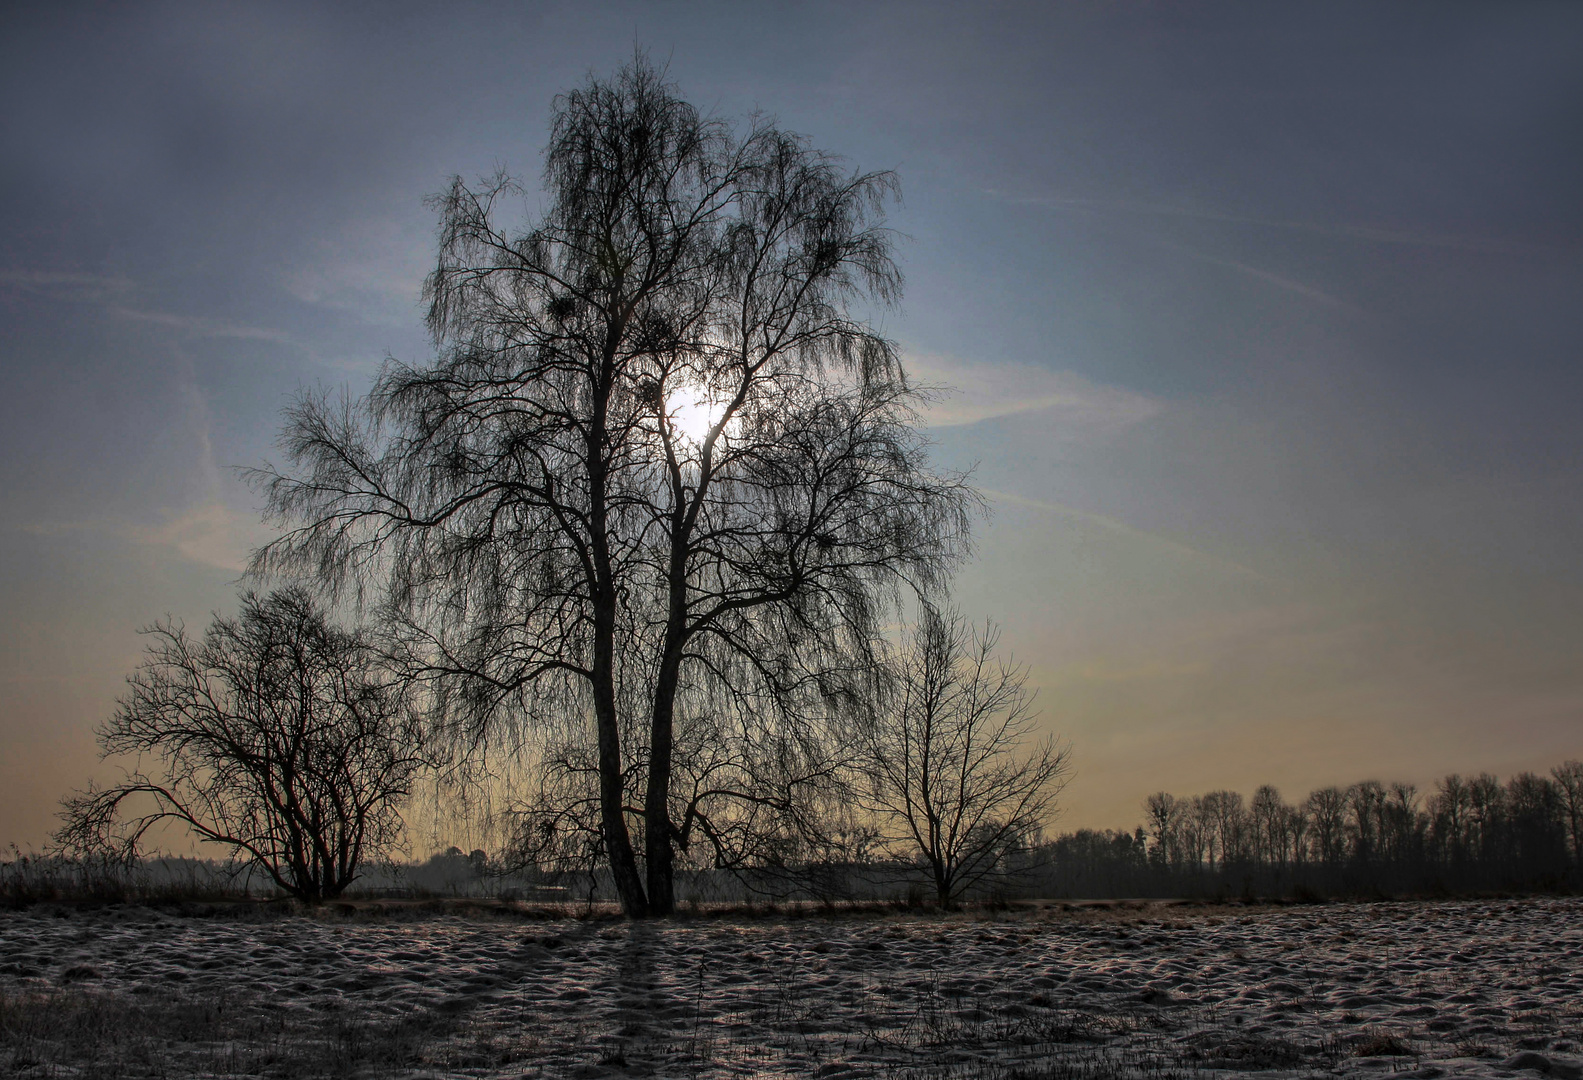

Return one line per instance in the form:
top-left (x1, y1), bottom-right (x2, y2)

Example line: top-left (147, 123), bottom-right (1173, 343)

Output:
top-left (123, 501), bottom-right (265, 573)
top-left (907, 353), bottom-right (1162, 432)
top-left (978, 192), bottom-right (1364, 312)
top-left (16, 502), bottom-right (267, 574)
top-left (993, 191), bottom-right (1558, 257)
top-left (109, 306), bottom-right (293, 343)
top-left (13, 519), bottom-right (98, 539)
top-left (280, 219), bottom-right (431, 327)
top-left (0, 270), bottom-right (294, 344)
top-left (984, 487), bottom-right (1269, 582)
top-left (1161, 243), bottom-right (1357, 311)
top-left (0, 269), bottom-right (134, 302)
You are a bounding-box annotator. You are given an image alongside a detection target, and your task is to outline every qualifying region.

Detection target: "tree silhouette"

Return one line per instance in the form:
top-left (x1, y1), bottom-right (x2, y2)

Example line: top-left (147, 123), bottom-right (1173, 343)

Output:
top-left (1305, 786), bottom-right (1347, 867)
top-left (1554, 761), bottom-right (1583, 868)
top-left (1506, 772), bottom-right (1566, 874)
top-left (857, 606), bottom-right (1068, 907)
top-left (56, 589), bottom-right (424, 901)
top-left (1143, 791), bottom-right (1181, 868)
top-left (1430, 774), bottom-right (1473, 865)
top-left (1467, 773), bottom-right (1505, 863)
top-left (251, 57), bottom-right (972, 916)
top-left (1250, 784), bottom-right (1285, 868)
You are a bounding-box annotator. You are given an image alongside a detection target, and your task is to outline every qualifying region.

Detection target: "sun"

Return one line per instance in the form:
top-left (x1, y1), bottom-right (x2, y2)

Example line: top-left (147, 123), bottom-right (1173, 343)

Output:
top-left (665, 381), bottom-right (725, 446)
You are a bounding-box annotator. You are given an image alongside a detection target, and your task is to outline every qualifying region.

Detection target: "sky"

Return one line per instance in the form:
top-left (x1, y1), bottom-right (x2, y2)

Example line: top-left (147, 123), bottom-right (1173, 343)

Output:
top-left (2, 1), bottom-right (1581, 852)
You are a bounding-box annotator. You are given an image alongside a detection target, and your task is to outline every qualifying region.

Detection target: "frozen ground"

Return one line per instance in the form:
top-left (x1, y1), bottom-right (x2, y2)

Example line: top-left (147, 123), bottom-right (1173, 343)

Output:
top-left (1, 897), bottom-right (1580, 1078)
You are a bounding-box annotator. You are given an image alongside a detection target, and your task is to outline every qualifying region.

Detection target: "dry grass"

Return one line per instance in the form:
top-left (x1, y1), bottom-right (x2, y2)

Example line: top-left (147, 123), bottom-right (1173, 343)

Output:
top-left (0, 985), bottom-right (435, 1078)
top-left (0, 982), bottom-right (557, 1079)
top-left (0, 967), bottom-right (1343, 1080)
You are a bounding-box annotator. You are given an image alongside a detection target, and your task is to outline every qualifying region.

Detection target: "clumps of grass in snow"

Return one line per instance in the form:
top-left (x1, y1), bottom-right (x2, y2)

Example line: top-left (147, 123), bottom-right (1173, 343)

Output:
top-left (0, 985), bottom-right (462, 1079)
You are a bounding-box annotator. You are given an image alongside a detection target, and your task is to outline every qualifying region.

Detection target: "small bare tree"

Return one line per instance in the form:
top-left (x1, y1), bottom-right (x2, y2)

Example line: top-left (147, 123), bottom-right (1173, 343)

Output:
top-left (1554, 761), bottom-right (1583, 868)
top-left (1430, 774), bottom-right (1473, 863)
top-left (1143, 791), bottom-right (1181, 868)
top-left (858, 606), bottom-right (1068, 906)
top-left (1250, 784), bottom-right (1286, 867)
top-left (55, 588), bottom-right (427, 901)
top-left (1286, 803), bottom-right (1310, 868)
top-left (1305, 786), bottom-right (1347, 867)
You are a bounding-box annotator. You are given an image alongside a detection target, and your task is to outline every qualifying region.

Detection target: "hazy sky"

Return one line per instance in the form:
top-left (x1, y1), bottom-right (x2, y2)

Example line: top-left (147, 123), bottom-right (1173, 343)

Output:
top-left (3, 1), bottom-right (1581, 850)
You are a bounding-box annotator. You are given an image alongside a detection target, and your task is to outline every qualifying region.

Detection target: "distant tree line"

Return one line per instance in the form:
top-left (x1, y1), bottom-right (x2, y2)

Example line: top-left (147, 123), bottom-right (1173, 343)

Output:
top-left (1019, 765), bottom-right (1583, 900)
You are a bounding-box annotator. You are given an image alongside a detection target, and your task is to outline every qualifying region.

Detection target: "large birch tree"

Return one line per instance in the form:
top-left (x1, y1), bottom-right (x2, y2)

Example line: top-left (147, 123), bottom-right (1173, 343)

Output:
top-left (251, 58), bottom-right (973, 916)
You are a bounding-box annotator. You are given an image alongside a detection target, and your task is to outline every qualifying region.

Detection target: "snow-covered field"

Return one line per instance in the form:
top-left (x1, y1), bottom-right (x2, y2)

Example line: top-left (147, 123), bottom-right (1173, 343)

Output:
top-left (2, 897), bottom-right (1579, 1078)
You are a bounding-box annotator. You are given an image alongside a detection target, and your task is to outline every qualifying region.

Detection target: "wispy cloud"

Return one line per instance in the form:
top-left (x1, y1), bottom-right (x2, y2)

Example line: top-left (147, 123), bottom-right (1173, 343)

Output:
top-left (123, 501), bottom-right (266, 573)
top-left (109, 306), bottom-right (294, 343)
top-left (984, 487), bottom-right (1269, 581)
top-left (1159, 243), bottom-right (1357, 311)
top-left (17, 502), bottom-right (268, 574)
top-left (976, 194), bottom-right (1362, 311)
top-left (907, 353), bottom-right (1162, 433)
top-left (280, 219), bottom-right (429, 327)
top-left (0, 269), bottom-right (134, 303)
top-left (990, 191), bottom-right (1560, 257)
top-left (0, 268), bottom-right (296, 345)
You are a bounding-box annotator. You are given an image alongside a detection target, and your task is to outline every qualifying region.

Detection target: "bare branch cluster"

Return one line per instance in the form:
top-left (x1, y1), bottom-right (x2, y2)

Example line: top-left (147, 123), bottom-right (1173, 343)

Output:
top-left (55, 588), bottom-right (427, 901)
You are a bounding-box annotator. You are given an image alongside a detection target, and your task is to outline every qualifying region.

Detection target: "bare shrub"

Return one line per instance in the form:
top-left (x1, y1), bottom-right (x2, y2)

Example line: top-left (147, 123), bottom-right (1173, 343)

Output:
top-left (55, 588), bottom-right (427, 901)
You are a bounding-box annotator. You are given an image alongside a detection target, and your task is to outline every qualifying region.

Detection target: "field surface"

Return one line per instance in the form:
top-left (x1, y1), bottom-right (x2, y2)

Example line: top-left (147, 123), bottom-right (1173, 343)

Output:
top-left (1, 897), bottom-right (1580, 1078)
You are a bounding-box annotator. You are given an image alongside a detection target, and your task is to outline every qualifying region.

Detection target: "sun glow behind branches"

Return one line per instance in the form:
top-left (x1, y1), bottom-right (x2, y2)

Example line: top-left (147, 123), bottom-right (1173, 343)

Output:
top-left (665, 381), bottom-right (730, 447)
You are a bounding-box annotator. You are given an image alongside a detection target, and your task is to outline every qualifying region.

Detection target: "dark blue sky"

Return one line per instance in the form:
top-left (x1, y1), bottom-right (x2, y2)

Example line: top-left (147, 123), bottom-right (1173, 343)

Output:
top-left (3, 1), bottom-right (1580, 847)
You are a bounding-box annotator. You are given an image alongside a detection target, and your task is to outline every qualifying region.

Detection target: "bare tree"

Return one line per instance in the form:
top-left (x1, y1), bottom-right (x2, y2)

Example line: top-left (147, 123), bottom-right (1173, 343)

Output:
top-left (1347, 781), bottom-right (1387, 864)
top-left (1285, 803), bottom-right (1310, 869)
top-left (1306, 786), bottom-right (1347, 867)
top-left (1250, 784), bottom-right (1286, 868)
top-left (508, 688), bottom-right (858, 901)
top-left (1143, 791), bottom-right (1181, 868)
top-left (1430, 774), bottom-right (1473, 864)
top-left (1173, 796), bottom-right (1205, 869)
top-left (1506, 772), bottom-right (1566, 871)
top-left (250, 57), bottom-right (973, 916)
top-left (1200, 791), bottom-right (1248, 867)
top-left (1467, 773), bottom-right (1506, 862)
top-left (1381, 782), bottom-right (1425, 864)
top-left (55, 589), bottom-right (426, 901)
top-left (1553, 761), bottom-right (1583, 868)
top-left (857, 606), bottom-right (1069, 907)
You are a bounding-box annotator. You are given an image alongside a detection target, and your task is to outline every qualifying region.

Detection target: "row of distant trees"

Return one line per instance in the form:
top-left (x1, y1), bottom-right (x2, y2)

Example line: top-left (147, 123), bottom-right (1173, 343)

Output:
top-left (1024, 767), bottom-right (1583, 899)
